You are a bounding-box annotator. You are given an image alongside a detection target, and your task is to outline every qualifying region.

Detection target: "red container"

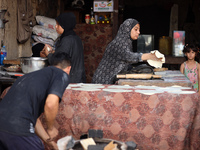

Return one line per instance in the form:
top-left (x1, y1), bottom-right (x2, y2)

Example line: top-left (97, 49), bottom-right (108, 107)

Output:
top-left (85, 14), bottom-right (90, 24)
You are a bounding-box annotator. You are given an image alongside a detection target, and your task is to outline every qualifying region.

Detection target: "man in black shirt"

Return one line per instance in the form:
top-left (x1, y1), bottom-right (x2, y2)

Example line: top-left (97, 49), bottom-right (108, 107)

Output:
top-left (0, 52), bottom-right (71, 150)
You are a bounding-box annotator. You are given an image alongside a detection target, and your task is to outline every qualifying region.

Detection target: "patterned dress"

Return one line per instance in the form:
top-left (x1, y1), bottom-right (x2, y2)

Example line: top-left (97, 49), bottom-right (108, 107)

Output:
top-left (184, 61), bottom-right (199, 92)
top-left (92, 19), bottom-right (143, 84)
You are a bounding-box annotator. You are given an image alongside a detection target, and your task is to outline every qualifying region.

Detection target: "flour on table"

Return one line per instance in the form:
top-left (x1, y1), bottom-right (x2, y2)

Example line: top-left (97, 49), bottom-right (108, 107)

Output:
top-left (147, 50), bottom-right (165, 68)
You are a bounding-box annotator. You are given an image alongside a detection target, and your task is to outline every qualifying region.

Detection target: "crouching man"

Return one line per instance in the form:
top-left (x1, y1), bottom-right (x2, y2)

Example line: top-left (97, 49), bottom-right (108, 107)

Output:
top-left (0, 51), bottom-right (71, 150)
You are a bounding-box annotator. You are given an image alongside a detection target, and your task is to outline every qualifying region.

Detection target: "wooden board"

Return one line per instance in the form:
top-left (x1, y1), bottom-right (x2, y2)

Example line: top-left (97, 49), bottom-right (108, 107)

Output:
top-left (3, 59), bottom-right (20, 65)
top-left (153, 68), bottom-right (168, 72)
top-left (116, 74), bottom-right (162, 79)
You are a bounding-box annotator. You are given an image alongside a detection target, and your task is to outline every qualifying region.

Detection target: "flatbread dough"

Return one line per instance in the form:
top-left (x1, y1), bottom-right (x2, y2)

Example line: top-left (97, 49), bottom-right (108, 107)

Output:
top-left (103, 89), bottom-right (132, 92)
top-left (135, 90), bottom-right (163, 95)
top-left (147, 50), bottom-right (165, 68)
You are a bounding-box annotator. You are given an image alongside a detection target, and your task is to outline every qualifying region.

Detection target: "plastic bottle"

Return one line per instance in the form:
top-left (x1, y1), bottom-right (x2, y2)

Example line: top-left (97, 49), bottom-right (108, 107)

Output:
top-left (0, 52), bottom-right (4, 65)
top-left (90, 7), bottom-right (95, 24)
top-left (1, 45), bottom-right (7, 60)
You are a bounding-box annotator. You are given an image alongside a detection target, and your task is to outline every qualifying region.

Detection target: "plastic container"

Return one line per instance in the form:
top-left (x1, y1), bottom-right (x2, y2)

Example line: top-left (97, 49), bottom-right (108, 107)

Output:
top-left (159, 36), bottom-right (172, 55)
top-left (0, 52), bottom-right (4, 65)
top-left (85, 14), bottom-right (90, 24)
top-left (1, 45), bottom-right (7, 60)
top-left (90, 7), bottom-right (95, 24)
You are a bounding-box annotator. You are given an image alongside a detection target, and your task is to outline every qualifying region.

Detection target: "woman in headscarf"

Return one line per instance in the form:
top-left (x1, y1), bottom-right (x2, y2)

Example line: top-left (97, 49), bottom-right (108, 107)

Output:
top-left (41, 12), bottom-right (86, 83)
top-left (92, 18), bottom-right (162, 84)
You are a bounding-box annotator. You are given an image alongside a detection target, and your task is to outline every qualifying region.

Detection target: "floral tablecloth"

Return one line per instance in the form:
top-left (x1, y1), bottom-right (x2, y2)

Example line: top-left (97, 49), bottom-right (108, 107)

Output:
top-left (42, 83), bottom-right (200, 150)
top-left (1, 82), bottom-right (200, 150)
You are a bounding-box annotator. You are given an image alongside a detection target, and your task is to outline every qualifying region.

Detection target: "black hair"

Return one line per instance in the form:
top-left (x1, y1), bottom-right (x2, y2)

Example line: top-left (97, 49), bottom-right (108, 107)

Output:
top-left (50, 52), bottom-right (71, 69)
top-left (183, 44), bottom-right (198, 53)
top-left (32, 43), bottom-right (45, 57)
top-left (183, 44), bottom-right (199, 61)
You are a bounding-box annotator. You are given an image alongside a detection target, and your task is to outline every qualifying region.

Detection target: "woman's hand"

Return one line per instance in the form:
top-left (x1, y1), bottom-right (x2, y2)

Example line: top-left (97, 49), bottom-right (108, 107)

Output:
top-left (40, 49), bottom-right (47, 57)
top-left (40, 44), bottom-right (54, 57)
top-left (141, 52), bottom-right (163, 62)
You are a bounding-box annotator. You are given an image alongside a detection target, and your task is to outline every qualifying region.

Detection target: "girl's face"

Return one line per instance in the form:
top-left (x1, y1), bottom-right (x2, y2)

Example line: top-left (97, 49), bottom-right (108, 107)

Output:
top-left (186, 49), bottom-right (196, 60)
top-left (130, 24), bottom-right (140, 40)
top-left (55, 21), bottom-right (64, 35)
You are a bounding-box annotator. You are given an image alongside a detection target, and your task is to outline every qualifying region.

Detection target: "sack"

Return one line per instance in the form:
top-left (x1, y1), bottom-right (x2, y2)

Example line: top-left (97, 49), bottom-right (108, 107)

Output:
top-left (36, 16), bottom-right (56, 30)
top-left (17, 0), bottom-right (35, 43)
top-left (32, 25), bottom-right (59, 41)
top-left (32, 35), bottom-right (55, 46)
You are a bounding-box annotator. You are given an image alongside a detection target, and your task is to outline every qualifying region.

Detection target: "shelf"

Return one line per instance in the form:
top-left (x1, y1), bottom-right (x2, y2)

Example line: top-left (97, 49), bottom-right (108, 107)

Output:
top-left (165, 55), bottom-right (186, 64)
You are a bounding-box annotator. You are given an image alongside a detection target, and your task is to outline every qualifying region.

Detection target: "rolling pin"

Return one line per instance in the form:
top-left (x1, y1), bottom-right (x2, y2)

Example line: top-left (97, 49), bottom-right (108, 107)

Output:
top-left (116, 74), bottom-right (162, 79)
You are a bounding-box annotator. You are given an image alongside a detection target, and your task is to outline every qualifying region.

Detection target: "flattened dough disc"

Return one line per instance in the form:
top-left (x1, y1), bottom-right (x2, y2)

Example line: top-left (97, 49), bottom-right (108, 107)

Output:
top-left (147, 50), bottom-right (165, 68)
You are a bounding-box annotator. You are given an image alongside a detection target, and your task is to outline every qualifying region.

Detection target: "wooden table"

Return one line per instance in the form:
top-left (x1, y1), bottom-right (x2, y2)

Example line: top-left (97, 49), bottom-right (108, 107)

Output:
top-left (117, 70), bottom-right (192, 87)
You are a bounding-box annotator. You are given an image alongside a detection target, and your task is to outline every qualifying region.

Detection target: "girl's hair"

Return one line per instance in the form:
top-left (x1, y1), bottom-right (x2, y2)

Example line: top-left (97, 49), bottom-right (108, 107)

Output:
top-left (183, 44), bottom-right (198, 53)
top-left (183, 44), bottom-right (199, 61)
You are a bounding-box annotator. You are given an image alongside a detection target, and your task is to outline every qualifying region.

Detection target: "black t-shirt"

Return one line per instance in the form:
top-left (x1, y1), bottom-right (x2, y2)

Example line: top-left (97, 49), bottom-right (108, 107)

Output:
top-left (0, 66), bottom-right (70, 136)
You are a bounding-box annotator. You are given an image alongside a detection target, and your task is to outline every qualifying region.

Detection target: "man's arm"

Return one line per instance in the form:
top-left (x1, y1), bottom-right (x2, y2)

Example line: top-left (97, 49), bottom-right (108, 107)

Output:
top-left (44, 94), bottom-right (60, 139)
top-left (35, 118), bottom-right (58, 149)
top-left (35, 118), bottom-right (50, 141)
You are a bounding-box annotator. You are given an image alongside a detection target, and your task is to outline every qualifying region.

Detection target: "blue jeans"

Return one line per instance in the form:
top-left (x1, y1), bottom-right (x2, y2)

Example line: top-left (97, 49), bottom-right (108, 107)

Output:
top-left (0, 131), bottom-right (45, 150)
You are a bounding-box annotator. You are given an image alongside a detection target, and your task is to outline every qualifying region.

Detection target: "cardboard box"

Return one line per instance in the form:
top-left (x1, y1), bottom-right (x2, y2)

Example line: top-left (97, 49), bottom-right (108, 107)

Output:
top-left (93, 1), bottom-right (114, 12)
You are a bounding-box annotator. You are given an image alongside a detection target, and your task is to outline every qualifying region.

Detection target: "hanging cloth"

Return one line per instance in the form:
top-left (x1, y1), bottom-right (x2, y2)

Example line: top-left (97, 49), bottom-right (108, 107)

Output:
top-left (17, 0), bottom-right (35, 43)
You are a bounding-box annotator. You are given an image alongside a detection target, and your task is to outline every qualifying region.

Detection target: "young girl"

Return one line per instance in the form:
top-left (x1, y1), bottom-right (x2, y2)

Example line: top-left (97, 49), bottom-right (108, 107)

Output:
top-left (180, 44), bottom-right (200, 93)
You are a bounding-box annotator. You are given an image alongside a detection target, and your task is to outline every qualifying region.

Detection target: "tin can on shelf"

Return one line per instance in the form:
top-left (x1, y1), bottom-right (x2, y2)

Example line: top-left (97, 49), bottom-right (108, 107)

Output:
top-left (85, 14), bottom-right (90, 24)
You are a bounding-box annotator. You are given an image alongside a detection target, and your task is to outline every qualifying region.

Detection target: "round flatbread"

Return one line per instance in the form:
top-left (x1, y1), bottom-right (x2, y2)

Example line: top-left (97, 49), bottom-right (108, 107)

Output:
top-left (147, 50), bottom-right (165, 68)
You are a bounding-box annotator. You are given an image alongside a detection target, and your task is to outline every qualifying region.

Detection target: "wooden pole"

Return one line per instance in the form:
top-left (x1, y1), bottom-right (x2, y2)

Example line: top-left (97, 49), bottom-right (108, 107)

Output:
top-left (112, 0), bottom-right (119, 39)
top-left (57, 0), bottom-right (61, 16)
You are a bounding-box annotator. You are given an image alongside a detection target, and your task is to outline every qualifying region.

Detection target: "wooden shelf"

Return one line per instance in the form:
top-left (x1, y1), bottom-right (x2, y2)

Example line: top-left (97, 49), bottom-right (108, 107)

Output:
top-left (165, 55), bottom-right (186, 64)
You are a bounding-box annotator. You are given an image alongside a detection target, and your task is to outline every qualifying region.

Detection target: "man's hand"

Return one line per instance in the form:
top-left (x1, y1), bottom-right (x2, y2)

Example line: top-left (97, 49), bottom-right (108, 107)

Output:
top-left (47, 126), bottom-right (58, 140)
top-left (47, 141), bottom-right (59, 150)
